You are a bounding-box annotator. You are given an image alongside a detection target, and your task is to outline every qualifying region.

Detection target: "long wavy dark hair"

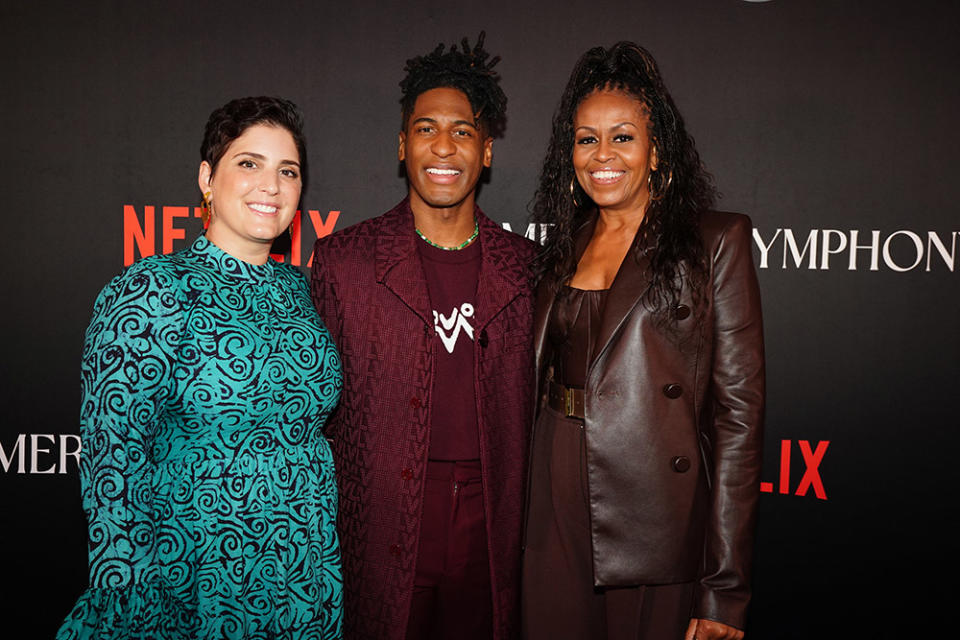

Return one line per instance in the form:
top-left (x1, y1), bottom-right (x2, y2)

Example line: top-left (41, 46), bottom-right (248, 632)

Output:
top-left (532, 42), bottom-right (717, 322)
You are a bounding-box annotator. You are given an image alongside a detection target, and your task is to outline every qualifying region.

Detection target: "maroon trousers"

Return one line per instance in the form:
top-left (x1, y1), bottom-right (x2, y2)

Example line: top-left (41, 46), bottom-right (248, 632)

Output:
top-left (405, 460), bottom-right (493, 640)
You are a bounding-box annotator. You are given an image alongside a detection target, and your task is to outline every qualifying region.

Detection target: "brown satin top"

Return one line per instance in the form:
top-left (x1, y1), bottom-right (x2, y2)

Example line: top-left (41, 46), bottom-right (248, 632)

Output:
top-left (547, 286), bottom-right (609, 388)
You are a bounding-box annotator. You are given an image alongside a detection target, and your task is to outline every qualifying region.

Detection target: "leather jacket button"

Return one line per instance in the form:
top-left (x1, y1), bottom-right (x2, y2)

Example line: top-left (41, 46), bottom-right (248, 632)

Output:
top-left (676, 304), bottom-right (691, 320)
top-left (389, 543), bottom-right (402, 557)
top-left (401, 468), bottom-right (413, 480)
top-left (671, 456), bottom-right (691, 473)
top-left (478, 330), bottom-right (489, 348)
top-left (663, 383), bottom-right (683, 399)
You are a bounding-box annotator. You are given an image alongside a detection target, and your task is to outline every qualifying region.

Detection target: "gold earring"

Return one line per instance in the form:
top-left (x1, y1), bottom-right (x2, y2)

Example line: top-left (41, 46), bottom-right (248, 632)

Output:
top-left (648, 171), bottom-right (673, 203)
top-left (569, 178), bottom-right (582, 208)
top-left (201, 191), bottom-right (212, 226)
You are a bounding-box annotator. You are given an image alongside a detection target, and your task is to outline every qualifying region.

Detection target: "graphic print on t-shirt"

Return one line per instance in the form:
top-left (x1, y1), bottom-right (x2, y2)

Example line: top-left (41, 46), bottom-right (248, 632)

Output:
top-left (433, 302), bottom-right (475, 353)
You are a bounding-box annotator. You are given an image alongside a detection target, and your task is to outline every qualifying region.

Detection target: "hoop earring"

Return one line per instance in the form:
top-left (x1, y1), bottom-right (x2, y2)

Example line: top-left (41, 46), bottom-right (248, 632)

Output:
top-left (201, 191), bottom-right (212, 226)
top-left (648, 171), bottom-right (673, 203)
top-left (569, 177), bottom-right (582, 208)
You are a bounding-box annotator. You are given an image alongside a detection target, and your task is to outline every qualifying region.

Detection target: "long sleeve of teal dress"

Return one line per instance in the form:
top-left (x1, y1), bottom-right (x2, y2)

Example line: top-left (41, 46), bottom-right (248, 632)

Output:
top-left (58, 235), bottom-right (343, 640)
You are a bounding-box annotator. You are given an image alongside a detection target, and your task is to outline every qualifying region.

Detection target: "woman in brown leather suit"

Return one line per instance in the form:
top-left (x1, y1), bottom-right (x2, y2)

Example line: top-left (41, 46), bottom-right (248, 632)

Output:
top-left (522, 42), bottom-right (765, 640)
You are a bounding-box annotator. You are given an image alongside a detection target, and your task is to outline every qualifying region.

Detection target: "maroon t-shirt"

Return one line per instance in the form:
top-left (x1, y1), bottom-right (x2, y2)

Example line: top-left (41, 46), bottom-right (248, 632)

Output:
top-left (417, 235), bottom-right (482, 461)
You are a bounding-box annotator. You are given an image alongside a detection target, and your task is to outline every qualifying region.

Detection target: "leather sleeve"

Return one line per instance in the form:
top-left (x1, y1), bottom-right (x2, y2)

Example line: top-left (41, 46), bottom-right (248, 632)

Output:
top-left (693, 213), bottom-right (765, 629)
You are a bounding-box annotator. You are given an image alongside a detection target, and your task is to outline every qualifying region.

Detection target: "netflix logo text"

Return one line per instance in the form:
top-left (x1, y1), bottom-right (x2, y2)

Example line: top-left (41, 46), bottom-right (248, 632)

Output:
top-left (122, 205), bottom-right (341, 266)
top-left (761, 439), bottom-right (829, 500)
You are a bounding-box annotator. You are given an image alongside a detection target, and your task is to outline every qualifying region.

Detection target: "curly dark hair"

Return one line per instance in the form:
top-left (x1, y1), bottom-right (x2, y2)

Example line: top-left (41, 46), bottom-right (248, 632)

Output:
top-left (399, 32), bottom-right (507, 138)
top-left (532, 42), bottom-right (717, 322)
top-left (200, 96), bottom-right (307, 185)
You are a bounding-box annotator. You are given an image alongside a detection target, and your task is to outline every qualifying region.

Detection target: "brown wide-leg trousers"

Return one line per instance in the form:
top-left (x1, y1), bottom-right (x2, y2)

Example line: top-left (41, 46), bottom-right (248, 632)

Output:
top-left (522, 406), bottom-right (695, 640)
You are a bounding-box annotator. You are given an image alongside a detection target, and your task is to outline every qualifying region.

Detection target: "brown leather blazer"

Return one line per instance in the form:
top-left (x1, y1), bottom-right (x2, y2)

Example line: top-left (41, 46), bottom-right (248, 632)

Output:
top-left (531, 210), bottom-right (764, 629)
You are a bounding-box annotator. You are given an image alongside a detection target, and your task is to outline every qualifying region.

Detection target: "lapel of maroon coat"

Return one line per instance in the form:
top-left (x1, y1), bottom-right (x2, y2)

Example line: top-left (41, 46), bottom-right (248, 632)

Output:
top-left (374, 200), bottom-right (433, 327)
top-left (373, 200), bottom-right (527, 332)
top-left (474, 206), bottom-right (528, 332)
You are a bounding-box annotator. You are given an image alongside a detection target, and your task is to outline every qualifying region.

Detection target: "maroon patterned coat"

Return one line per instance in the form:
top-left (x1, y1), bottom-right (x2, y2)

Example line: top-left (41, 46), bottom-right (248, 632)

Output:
top-left (311, 199), bottom-right (536, 640)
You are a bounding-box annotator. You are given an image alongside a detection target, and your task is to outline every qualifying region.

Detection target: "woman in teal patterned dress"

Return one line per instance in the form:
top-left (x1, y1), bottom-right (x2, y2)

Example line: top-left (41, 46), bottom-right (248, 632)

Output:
top-left (58, 97), bottom-right (343, 639)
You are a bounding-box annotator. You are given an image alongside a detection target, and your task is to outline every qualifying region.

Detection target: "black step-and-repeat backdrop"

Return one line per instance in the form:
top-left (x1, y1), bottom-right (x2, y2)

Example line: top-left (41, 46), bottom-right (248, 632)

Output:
top-left (2, 1), bottom-right (956, 637)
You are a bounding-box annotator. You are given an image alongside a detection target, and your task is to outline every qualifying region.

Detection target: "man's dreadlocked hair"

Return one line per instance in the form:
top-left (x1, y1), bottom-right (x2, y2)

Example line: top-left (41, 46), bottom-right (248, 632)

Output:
top-left (399, 32), bottom-right (507, 138)
top-left (532, 42), bottom-right (717, 327)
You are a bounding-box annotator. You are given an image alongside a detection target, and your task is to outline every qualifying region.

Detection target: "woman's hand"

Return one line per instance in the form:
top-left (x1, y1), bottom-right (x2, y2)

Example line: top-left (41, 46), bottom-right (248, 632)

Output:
top-left (685, 617), bottom-right (744, 640)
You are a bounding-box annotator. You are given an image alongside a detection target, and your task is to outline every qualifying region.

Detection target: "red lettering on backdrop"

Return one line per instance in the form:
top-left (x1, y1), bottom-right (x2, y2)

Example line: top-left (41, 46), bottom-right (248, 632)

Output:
top-left (273, 210), bottom-right (340, 265)
top-left (760, 439), bottom-right (830, 500)
top-left (269, 210), bottom-right (296, 264)
top-left (124, 205), bottom-right (155, 265)
top-left (795, 440), bottom-right (829, 499)
top-left (289, 211), bottom-right (302, 265)
top-left (123, 205), bottom-right (340, 266)
top-left (305, 210), bottom-right (340, 267)
top-left (162, 206), bottom-right (189, 254)
top-left (310, 210), bottom-right (340, 237)
top-left (779, 438), bottom-right (791, 494)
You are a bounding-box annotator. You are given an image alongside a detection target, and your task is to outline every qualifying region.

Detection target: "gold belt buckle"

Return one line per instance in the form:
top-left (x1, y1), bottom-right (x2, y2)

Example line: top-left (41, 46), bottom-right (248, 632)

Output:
top-left (564, 388), bottom-right (576, 417)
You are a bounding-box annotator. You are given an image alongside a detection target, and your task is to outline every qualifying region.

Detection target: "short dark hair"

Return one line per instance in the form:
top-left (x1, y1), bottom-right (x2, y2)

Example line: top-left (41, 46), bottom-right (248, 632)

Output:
top-left (200, 96), bottom-right (307, 184)
top-left (399, 32), bottom-right (507, 138)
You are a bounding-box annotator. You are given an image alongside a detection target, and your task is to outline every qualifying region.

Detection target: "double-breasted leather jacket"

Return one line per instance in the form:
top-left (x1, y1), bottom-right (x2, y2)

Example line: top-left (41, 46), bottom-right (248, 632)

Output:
top-left (530, 210), bottom-right (764, 629)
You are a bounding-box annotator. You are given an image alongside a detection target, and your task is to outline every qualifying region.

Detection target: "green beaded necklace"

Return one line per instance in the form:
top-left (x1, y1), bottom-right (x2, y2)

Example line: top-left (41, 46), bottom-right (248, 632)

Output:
top-left (415, 218), bottom-right (479, 251)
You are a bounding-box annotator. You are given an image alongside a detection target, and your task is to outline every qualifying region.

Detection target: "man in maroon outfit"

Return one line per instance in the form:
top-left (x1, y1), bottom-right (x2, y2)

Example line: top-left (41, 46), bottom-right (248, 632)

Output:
top-left (311, 34), bottom-right (535, 640)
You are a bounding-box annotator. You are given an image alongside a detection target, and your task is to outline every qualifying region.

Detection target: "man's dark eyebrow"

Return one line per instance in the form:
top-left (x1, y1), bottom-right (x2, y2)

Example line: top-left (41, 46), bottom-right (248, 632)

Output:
top-left (411, 116), bottom-right (478, 129)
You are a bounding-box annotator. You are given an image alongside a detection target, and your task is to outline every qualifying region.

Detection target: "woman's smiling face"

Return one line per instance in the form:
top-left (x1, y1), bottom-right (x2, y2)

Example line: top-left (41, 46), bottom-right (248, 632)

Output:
top-left (572, 89), bottom-right (658, 216)
top-left (199, 123), bottom-right (302, 262)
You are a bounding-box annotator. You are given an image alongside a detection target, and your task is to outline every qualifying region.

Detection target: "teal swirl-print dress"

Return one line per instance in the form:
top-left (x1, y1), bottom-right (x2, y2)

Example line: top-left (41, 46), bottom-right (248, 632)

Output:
top-left (58, 235), bottom-right (343, 640)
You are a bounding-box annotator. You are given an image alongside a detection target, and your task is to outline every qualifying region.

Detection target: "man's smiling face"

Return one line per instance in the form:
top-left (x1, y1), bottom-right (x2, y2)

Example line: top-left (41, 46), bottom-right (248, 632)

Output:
top-left (399, 87), bottom-right (492, 219)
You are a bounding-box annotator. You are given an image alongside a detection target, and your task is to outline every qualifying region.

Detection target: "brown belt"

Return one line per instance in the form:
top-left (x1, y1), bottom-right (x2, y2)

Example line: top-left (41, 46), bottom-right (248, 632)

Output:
top-left (547, 380), bottom-right (585, 420)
